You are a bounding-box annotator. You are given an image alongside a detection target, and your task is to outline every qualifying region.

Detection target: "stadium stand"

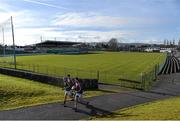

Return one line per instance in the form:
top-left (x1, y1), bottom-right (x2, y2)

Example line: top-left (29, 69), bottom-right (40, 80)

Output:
top-left (35, 40), bottom-right (81, 49)
top-left (160, 56), bottom-right (180, 74)
top-left (35, 40), bottom-right (89, 54)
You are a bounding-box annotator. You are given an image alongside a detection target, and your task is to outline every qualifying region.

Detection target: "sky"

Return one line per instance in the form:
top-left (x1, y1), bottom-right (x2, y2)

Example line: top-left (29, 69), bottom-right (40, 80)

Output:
top-left (0, 0), bottom-right (180, 45)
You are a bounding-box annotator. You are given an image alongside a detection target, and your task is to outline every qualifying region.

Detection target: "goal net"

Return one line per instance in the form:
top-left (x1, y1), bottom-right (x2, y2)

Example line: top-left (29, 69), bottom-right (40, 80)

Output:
top-left (0, 16), bottom-right (16, 68)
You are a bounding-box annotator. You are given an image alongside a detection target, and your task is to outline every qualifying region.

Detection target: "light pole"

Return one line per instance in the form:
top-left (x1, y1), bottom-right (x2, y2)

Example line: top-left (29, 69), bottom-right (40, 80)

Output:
top-left (2, 27), bottom-right (5, 57)
top-left (11, 16), bottom-right (16, 69)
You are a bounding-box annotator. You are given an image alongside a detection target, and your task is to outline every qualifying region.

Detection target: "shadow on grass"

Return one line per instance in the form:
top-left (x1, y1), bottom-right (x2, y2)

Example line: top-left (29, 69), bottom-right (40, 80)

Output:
top-left (148, 90), bottom-right (179, 97)
top-left (98, 82), bottom-right (121, 87)
top-left (63, 101), bottom-right (116, 117)
top-left (90, 110), bottom-right (138, 119)
top-left (85, 88), bottom-right (118, 94)
top-left (59, 52), bottom-right (103, 55)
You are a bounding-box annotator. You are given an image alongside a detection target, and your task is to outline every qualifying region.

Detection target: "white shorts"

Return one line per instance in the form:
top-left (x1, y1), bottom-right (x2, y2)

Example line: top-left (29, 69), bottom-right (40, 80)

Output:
top-left (65, 90), bottom-right (72, 96)
top-left (75, 93), bottom-right (82, 98)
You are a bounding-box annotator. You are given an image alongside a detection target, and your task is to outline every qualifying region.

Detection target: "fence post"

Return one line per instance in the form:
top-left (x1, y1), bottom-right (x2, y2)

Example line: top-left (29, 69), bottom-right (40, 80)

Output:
top-left (141, 72), bottom-right (143, 89)
top-left (76, 69), bottom-right (79, 77)
top-left (64, 68), bottom-right (67, 76)
top-left (46, 65), bottom-right (48, 75)
top-left (54, 67), bottom-right (57, 77)
top-left (154, 65), bottom-right (157, 80)
top-left (28, 64), bottom-right (30, 71)
top-left (37, 65), bottom-right (39, 73)
top-left (20, 63), bottom-right (22, 70)
top-left (33, 64), bottom-right (35, 72)
top-left (91, 71), bottom-right (94, 79)
top-left (141, 72), bottom-right (145, 90)
top-left (97, 70), bottom-right (99, 80)
top-left (157, 63), bottom-right (160, 74)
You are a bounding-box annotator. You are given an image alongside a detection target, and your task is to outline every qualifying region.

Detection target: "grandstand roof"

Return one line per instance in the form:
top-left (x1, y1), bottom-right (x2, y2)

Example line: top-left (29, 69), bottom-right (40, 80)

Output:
top-left (35, 40), bottom-right (81, 48)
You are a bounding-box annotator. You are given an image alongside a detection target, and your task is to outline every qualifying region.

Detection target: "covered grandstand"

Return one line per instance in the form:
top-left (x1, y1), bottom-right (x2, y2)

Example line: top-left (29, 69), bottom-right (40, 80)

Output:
top-left (35, 40), bottom-right (81, 49)
top-left (35, 40), bottom-right (88, 54)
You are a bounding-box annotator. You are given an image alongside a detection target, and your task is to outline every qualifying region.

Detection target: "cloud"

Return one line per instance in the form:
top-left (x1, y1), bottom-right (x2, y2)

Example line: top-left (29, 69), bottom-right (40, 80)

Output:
top-left (0, 0), bottom-right (178, 45)
top-left (13, 28), bottom-right (128, 45)
top-left (22, 0), bottom-right (70, 10)
top-left (0, 1), bottom-right (37, 27)
top-left (0, 2), bottom-right (15, 23)
top-left (52, 13), bottom-right (127, 27)
top-left (52, 12), bottom-right (172, 28)
top-left (0, 2), bottom-right (44, 45)
top-left (1, 10), bottom-right (130, 45)
top-left (0, 10), bottom-right (169, 45)
top-left (0, 1), bottom-right (52, 45)
top-left (0, 1), bottom-right (13, 12)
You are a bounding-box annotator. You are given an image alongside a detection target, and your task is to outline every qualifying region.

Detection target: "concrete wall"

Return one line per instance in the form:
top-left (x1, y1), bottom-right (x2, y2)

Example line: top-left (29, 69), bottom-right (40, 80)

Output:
top-left (0, 67), bottom-right (98, 89)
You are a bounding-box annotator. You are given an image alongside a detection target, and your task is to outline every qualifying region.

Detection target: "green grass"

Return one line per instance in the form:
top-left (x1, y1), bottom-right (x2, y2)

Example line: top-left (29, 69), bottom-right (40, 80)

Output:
top-left (0, 74), bottom-right (115, 111)
top-left (0, 52), bottom-right (166, 84)
top-left (0, 52), bottom-right (167, 111)
top-left (91, 97), bottom-right (180, 120)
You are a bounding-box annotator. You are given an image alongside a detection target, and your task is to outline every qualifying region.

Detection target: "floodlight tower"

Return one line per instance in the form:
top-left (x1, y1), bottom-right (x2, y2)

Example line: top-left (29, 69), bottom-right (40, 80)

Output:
top-left (164, 39), bottom-right (166, 46)
top-left (173, 39), bottom-right (175, 45)
top-left (11, 16), bottom-right (16, 69)
top-left (2, 27), bottom-right (5, 57)
top-left (40, 36), bottom-right (43, 43)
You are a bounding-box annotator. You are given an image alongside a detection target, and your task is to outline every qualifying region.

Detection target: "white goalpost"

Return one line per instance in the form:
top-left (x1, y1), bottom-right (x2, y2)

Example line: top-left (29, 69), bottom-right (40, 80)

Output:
top-left (0, 16), bottom-right (16, 69)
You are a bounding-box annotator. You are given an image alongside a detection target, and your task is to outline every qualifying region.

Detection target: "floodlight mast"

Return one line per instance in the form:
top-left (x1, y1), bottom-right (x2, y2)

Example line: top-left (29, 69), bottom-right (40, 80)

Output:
top-left (2, 27), bottom-right (5, 57)
top-left (10, 16), bottom-right (16, 69)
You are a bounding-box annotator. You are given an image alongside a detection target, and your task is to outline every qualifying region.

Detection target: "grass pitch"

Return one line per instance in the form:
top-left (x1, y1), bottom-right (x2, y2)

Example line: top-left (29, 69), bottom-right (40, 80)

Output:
top-left (11, 52), bottom-right (166, 84)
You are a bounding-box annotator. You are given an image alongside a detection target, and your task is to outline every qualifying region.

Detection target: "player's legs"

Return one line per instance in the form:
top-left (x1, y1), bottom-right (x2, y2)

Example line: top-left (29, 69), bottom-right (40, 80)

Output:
top-left (77, 93), bottom-right (89, 106)
top-left (74, 95), bottom-right (78, 111)
top-left (63, 92), bottom-right (68, 107)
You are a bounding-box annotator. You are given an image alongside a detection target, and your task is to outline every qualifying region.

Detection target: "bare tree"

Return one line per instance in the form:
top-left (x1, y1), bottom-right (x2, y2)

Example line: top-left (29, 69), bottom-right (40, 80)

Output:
top-left (108, 38), bottom-right (118, 51)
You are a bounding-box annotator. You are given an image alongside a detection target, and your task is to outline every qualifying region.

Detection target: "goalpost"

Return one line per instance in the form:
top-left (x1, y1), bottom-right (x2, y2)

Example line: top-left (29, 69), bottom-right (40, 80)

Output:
top-left (0, 16), bottom-right (16, 69)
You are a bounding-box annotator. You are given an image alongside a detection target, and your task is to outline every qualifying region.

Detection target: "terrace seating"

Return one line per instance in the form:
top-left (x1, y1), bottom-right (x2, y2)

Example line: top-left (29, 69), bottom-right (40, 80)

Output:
top-left (160, 56), bottom-right (180, 75)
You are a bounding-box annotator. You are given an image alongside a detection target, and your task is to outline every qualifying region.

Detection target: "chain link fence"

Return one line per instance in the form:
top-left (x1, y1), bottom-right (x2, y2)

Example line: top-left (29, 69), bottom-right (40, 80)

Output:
top-left (98, 55), bottom-right (167, 91)
top-left (0, 62), bottom-right (98, 79)
top-left (0, 54), bottom-right (167, 91)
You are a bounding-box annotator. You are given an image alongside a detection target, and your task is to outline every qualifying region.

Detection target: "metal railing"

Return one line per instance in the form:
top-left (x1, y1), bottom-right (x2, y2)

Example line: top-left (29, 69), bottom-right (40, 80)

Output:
top-left (0, 54), bottom-right (167, 91)
top-left (0, 62), bottom-right (98, 79)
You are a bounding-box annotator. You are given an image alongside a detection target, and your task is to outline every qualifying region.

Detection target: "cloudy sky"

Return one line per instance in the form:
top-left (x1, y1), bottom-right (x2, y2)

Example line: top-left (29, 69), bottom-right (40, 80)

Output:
top-left (0, 0), bottom-right (180, 45)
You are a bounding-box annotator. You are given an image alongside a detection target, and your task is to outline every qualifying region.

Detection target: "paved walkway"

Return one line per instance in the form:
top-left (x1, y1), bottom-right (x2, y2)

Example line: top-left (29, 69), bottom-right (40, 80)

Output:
top-left (0, 73), bottom-right (180, 120)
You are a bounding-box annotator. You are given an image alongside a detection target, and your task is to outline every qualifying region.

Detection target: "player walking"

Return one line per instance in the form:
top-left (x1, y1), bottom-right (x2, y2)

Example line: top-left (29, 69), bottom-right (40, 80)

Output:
top-left (63, 74), bottom-right (75, 107)
top-left (73, 77), bottom-right (89, 111)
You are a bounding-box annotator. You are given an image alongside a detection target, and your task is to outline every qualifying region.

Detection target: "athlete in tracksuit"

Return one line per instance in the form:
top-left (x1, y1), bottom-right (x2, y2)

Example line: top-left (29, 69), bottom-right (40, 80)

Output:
top-left (63, 74), bottom-right (74, 107)
top-left (73, 77), bottom-right (89, 111)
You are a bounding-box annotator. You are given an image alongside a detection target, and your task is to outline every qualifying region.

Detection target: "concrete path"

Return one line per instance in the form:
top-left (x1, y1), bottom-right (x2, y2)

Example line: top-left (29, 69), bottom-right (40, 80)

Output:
top-left (0, 73), bottom-right (180, 120)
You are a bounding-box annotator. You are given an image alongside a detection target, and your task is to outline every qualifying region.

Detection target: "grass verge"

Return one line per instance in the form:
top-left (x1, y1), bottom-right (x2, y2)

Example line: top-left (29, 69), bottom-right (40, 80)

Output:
top-left (91, 97), bottom-right (180, 120)
top-left (0, 74), bottom-right (116, 111)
